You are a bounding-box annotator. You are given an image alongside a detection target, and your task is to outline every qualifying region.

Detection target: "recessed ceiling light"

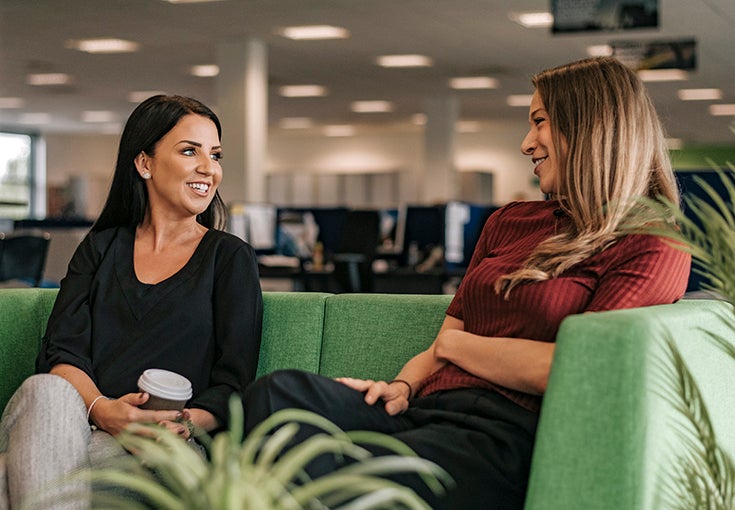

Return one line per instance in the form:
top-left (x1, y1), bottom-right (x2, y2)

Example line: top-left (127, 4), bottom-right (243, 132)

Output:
top-left (128, 91), bottom-right (168, 103)
top-left (18, 113), bottom-right (51, 124)
top-left (586, 45), bottom-right (613, 57)
top-left (0, 97), bottom-right (25, 109)
top-left (509, 11), bottom-right (554, 28)
top-left (506, 94), bottom-right (534, 107)
top-left (709, 104), bottom-right (735, 116)
top-left (637, 69), bottom-right (689, 82)
top-left (276, 25), bottom-right (350, 40)
top-left (323, 125), bottom-right (356, 137)
top-left (351, 100), bottom-right (394, 113)
top-left (449, 77), bottom-right (499, 90)
top-left (456, 121), bottom-right (482, 133)
top-left (278, 85), bottom-right (328, 98)
top-left (66, 38), bottom-right (139, 54)
top-left (82, 110), bottom-right (116, 123)
top-left (26, 73), bottom-right (71, 86)
top-left (376, 54), bottom-right (433, 68)
top-left (190, 65), bottom-right (219, 77)
top-left (279, 117), bottom-right (314, 129)
top-left (411, 113), bottom-right (427, 125)
top-left (677, 88), bottom-right (723, 101)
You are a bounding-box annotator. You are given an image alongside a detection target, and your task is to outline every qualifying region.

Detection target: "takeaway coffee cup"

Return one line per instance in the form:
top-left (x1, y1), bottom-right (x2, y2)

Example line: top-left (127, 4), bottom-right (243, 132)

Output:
top-left (137, 368), bottom-right (193, 411)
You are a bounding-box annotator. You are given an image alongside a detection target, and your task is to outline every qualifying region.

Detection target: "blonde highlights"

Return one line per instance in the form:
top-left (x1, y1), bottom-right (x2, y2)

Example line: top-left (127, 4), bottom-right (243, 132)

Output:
top-left (496, 57), bottom-right (679, 296)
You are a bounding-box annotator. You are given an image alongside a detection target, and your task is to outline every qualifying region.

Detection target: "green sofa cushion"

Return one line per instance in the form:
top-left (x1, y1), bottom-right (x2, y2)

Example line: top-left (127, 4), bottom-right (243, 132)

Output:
top-left (257, 292), bottom-right (328, 377)
top-left (319, 293), bottom-right (453, 381)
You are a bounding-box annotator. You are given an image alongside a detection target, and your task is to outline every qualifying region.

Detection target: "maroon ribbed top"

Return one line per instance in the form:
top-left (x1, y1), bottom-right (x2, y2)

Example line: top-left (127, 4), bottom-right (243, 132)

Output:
top-left (415, 200), bottom-right (691, 412)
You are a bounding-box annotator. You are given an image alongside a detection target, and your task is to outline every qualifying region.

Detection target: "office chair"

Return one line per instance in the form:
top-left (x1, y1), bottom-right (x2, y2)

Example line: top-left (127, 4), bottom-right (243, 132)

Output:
top-left (332, 210), bottom-right (380, 293)
top-left (0, 232), bottom-right (51, 287)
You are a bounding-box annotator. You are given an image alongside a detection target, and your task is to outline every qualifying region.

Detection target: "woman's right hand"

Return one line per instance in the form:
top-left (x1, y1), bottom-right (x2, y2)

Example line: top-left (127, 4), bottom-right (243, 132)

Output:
top-left (335, 377), bottom-right (410, 416)
top-left (89, 392), bottom-right (184, 436)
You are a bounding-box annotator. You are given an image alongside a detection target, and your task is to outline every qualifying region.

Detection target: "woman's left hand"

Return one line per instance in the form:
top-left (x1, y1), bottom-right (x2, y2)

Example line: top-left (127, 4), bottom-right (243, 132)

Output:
top-left (155, 409), bottom-right (193, 439)
top-left (335, 377), bottom-right (410, 415)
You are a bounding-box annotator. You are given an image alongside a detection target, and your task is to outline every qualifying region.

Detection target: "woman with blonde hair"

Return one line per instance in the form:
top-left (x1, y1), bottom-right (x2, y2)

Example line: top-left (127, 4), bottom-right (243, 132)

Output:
top-left (242, 57), bottom-right (691, 510)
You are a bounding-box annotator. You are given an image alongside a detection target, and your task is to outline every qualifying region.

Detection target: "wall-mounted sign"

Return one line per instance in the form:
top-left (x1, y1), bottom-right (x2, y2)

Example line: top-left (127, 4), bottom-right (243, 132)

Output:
top-left (552, 0), bottom-right (658, 33)
top-left (612, 38), bottom-right (697, 70)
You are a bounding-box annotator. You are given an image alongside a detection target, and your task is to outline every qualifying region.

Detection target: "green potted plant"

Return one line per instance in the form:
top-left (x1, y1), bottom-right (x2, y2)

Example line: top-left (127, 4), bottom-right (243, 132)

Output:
top-left (61, 397), bottom-right (451, 509)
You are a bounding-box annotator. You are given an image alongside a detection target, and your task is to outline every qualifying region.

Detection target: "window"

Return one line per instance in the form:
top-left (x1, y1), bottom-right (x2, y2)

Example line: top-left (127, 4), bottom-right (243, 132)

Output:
top-left (0, 131), bottom-right (38, 220)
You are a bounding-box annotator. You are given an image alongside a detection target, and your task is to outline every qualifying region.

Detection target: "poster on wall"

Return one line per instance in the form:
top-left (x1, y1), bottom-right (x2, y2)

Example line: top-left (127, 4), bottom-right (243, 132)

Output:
top-left (551, 0), bottom-right (658, 33)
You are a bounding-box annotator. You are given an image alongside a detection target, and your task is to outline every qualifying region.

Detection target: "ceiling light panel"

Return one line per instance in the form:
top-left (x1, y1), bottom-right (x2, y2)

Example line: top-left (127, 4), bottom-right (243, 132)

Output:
top-left (278, 85), bottom-right (328, 97)
top-left (189, 65), bottom-right (219, 77)
top-left (66, 38), bottom-right (139, 54)
top-left (82, 111), bottom-right (116, 123)
top-left (677, 88), bottom-right (723, 101)
top-left (323, 125), bottom-right (356, 137)
top-left (19, 113), bottom-right (51, 124)
top-left (637, 69), bottom-right (689, 82)
top-left (449, 77), bottom-right (499, 89)
top-left (509, 11), bottom-right (554, 28)
top-left (0, 97), bottom-right (25, 109)
top-left (376, 54), bottom-right (433, 68)
top-left (709, 104), bottom-right (735, 116)
top-left (586, 45), bottom-right (613, 57)
top-left (27, 73), bottom-right (71, 86)
top-left (277, 25), bottom-right (350, 40)
top-left (351, 101), bottom-right (394, 113)
top-left (279, 117), bottom-right (313, 129)
top-left (506, 94), bottom-right (533, 107)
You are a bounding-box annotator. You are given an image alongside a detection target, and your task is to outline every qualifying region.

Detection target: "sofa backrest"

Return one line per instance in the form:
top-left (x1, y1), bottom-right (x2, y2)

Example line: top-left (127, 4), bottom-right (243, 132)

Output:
top-left (319, 293), bottom-right (452, 380)
top-left (0, 289), bottom-right (332, 413)
top-left (256, 291), bottom-right (328, 377)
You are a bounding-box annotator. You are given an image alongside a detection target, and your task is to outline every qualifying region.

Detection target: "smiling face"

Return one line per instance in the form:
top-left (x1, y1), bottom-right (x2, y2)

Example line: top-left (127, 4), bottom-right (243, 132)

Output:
top-left (521, 91), bottom-right (567, 195)
top-left (135, 114), bottom-right (223, 221)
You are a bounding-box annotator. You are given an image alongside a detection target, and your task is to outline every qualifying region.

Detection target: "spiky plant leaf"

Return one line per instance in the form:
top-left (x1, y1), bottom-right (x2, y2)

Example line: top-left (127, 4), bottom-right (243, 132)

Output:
top-left (656, 338), bottom-right (735, 510)
top-left (70, 395), bottom-right (450, 509)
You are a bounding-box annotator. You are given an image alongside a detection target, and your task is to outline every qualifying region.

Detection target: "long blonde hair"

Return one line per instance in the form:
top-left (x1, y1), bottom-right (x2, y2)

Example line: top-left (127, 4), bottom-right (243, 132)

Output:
top-left (496, 56), bottom-right (679, 296)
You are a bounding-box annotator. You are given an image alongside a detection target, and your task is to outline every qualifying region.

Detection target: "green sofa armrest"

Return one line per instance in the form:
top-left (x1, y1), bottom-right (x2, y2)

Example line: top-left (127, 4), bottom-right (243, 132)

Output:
top-left (525, 299), bottom-right (735, 510)
top-left (319, 293), bottom-right (453, 381)
top-left (0, 288), bottom-right (57, 412)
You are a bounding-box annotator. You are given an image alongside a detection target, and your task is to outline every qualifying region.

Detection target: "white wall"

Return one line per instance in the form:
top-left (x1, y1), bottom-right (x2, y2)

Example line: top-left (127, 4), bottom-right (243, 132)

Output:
top-left (45, 134), bottom-right (118, 218)
top-left (43, 118), bottom-right (541, 218)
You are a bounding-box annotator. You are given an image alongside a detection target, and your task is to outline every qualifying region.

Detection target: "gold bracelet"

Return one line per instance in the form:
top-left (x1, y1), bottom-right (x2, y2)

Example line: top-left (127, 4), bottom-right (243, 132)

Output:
top-left (389, 379), bottom-right (413, 399)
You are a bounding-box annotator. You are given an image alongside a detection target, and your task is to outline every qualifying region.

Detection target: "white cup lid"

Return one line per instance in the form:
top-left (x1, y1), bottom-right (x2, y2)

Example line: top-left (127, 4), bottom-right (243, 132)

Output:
top-left (137, 369), bottom-right (193, 401)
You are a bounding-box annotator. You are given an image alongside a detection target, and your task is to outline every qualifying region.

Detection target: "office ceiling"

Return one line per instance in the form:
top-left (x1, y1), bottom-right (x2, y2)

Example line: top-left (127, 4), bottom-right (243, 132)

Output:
top-left (1, 0), bottom-right (734, 145)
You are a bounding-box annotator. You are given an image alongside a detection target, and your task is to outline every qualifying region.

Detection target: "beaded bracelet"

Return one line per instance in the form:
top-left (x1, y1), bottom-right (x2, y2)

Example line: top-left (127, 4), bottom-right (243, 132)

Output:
top-left (389, 379), bottom-right (413, 399)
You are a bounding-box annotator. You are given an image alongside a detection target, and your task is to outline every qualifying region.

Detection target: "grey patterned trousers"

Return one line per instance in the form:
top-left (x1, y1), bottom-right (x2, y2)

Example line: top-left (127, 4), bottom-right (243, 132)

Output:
top-left (0, 374), bottom-right (126, 510)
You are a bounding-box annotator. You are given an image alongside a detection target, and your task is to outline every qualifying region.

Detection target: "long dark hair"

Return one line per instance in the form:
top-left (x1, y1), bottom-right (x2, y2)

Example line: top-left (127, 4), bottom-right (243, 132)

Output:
top-left (92, 95), bottom-right (228, 231)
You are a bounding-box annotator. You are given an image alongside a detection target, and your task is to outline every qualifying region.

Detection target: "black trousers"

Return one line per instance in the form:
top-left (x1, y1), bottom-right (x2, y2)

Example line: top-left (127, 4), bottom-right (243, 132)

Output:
top-left (243, 369), bottom-right (538, 510)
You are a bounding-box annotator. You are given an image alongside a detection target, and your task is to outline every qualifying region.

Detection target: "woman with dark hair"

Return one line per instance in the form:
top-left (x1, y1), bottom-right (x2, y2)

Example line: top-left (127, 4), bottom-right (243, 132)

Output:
top-left (242, 57), bottom-right (691, 509)
top-left (0, 95), bottom-right (263, 509)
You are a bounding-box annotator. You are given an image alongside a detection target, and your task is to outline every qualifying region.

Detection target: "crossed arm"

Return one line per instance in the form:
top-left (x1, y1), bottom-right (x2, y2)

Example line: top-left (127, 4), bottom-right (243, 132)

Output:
top-left (337, 315), bottom-right (555, 416)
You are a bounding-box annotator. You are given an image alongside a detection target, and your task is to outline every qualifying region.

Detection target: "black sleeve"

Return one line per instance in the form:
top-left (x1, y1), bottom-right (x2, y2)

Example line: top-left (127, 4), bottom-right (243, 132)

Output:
top-left (188, 241), bottom-right (263, 427)
top-left (35, 229), bottom-right (113, 380)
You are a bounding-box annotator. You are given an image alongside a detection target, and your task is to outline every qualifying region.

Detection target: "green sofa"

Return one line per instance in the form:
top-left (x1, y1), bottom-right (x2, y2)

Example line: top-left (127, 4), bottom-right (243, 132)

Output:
top-left (1, 288), bottom-right (733, 509)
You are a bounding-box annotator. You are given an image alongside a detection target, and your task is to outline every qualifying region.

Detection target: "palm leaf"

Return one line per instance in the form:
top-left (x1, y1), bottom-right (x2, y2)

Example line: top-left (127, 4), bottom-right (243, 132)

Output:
top-left (70, 395), bottom-right (450, 509)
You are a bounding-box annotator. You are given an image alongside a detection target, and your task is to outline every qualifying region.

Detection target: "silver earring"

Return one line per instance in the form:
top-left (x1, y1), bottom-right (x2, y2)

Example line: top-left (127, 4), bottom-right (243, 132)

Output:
top-left (142, 171), bottom-right (151, 180)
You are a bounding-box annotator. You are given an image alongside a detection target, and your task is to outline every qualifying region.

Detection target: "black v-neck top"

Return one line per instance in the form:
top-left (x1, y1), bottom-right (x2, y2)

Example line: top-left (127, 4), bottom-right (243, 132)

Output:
top-left (36, 226), bottom-right (263, 427)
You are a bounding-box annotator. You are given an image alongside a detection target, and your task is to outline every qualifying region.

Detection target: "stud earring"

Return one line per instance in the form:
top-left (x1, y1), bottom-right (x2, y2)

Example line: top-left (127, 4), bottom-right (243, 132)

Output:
top-left (142, 171), bottom-right (151, 180)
